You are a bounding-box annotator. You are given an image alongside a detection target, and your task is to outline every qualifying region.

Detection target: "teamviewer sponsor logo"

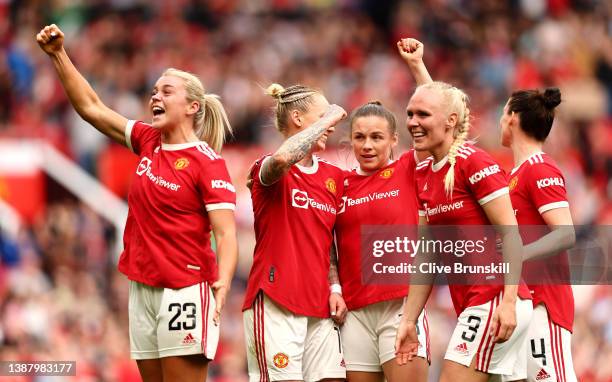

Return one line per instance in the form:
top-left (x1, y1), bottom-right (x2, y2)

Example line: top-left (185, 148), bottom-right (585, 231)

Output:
top-left (291, 189), bottom-right (336, 214)
top-left (425, 200), bottom-right (464, 216)
top-left (136, 157), bottom-right (152, 176)
top-left (292, 189), bottom-right (310, 209)
top-left (211, 179), bottom-right (236, 193)
top-left (338, 196), bottom-right (347, 214)
top-left (468, 164), bottom-right (500, 185)
top-left (536, 177), bottom-right (564, 189)
top-left (135, 156), bottom-right (181, 191)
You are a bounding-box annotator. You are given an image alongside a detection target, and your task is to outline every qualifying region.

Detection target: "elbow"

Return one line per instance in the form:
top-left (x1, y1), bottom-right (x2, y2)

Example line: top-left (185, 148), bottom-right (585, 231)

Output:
top-left (270, 152), bottom-right (290, 169)
top-left (562, 226), bottom-right (576, 250)
top-left (75, 102), bottom-right (101, 124)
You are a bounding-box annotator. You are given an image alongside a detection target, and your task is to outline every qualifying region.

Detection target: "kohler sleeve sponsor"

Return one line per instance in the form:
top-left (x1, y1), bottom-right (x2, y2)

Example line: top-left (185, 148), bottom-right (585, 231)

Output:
top-left (468, 164), bottom-right (500, 185)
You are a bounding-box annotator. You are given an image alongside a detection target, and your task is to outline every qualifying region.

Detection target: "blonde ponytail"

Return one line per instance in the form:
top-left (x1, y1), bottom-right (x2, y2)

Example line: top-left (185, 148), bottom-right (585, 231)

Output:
top-left (162, 68), bottom-right (232, 153)
top-left (443, 90), bottom-right (471, 197)
top-left (266, 83), bottom-right (285, 100)
top-left (198, 93), bottom-right (232, 153)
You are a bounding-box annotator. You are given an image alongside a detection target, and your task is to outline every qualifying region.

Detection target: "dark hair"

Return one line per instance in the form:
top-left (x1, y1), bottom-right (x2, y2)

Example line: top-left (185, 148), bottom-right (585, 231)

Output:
top-left (349, 100), bottom-right (397, 135)
top-left (266, 83), bottom-right (319, 133)
top-left (507, 88), bottom-right (562, 141)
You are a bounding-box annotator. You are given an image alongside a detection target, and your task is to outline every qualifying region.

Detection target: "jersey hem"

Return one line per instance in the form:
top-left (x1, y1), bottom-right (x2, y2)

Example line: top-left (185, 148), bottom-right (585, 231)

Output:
top-left (345, 290), bottom-right (407, 311)
top-left (119, 268), bottom-right (216, 290)
top-left (242, 286), bottom-right (329, 318)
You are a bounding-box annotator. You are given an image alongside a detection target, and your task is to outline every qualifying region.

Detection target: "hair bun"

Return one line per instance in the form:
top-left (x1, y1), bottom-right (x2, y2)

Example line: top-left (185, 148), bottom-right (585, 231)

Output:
top-left (367, 100), bottom-right (383, 106)
top-left (266, 83), bottom-right (285, 100)
top-left (542, 88), bottom-right (561, 109)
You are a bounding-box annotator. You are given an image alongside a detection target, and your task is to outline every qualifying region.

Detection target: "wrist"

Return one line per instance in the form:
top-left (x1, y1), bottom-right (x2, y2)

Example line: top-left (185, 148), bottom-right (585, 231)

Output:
top-left (406, 58), bottom-right (424, 67)
top-left (330, 283), bottom-right (342, 296)
top-left (501, 294), bottom-right (517, 304)
top-left (216, 277), bottom-right (231, 288)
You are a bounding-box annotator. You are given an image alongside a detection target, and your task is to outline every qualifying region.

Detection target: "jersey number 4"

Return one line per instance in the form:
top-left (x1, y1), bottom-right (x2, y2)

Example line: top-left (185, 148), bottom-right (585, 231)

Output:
top-left (531, 338), bottom-right (547, 366)
top-left (168, 302), bottom-right (197, 331)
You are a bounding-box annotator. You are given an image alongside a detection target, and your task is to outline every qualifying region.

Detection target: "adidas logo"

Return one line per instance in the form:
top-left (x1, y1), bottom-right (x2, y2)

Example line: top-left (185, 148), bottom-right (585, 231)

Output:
top-left (340, 359), bottom-right (346, 368)
top-left (454, 342), bottom-right (469, 355)
top-left (535, 368), bottom-right (551, 380)
top-left (182, 333), bottom-right (196, 345)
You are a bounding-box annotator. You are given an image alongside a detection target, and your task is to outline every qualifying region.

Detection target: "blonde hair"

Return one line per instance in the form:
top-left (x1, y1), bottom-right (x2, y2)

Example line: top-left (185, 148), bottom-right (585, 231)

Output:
top-left (265, 83), bottom-right (319, 134)
top-left (162, 68), bottom-right (232, 153)
top-left (417, 82), bottom-right (471, 196)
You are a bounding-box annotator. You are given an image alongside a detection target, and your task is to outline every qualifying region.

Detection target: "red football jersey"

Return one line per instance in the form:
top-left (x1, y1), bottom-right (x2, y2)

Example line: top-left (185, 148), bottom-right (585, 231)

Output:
top-left (335, 151), bottom-right (419, 310)
top-left (243, 155), bottom-right (345, 317)
top-left (415, 143), bottom-right (531, 316)
top-left (118, 120), bottom-right (236, 289)
top-left (509, 152), bottom-right (573, 331)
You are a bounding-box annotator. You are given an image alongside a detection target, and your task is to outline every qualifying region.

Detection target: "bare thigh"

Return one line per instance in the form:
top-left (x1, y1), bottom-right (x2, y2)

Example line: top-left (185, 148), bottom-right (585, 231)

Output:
top-left (346, 371), bottom-right (384, 382)
top-left (439, 357), bottom-right (489, 382)
top-left (160, 354), bottom-right (209, 382)
top-left (382, 356), bottom-right (428, 382)
top-left (136, 359), bottom-right (163, 382)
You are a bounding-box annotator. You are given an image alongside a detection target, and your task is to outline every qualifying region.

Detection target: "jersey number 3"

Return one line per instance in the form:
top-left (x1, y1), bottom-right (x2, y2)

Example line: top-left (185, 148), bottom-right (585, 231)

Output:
top-left (461, 315), bottom-right (482, 342)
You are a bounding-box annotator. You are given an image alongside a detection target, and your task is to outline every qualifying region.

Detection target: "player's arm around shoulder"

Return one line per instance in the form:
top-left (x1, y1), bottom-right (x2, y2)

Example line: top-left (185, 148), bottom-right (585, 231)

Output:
top-left (36, 24), bottom-right (128, 146)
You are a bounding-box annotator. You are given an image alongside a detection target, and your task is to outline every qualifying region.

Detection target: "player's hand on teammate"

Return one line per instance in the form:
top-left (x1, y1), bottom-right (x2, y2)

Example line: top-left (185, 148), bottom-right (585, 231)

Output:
top-left (211, 279), bottom-right (230, 326)
top-left (397, 38), bottom-right (424, 64)
top-left (394, 318), bottom-right (420, 365)
top-left (329, 292), bottom-right (347, 325)
top-left (490, 299), bottom-right (517, 343)
top-left (36, 24), bottom-right (64, 55)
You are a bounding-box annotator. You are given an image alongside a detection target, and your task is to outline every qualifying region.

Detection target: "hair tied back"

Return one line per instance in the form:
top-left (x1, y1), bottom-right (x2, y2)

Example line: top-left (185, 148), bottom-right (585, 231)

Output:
top-left (542, 88), bottom-right (561, 109)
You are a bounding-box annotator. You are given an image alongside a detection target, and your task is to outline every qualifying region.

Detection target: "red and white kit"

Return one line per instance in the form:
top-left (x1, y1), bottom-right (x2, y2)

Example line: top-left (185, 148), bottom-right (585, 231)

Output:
top-left (415, 143), bottom-right (532, 377)
top-left (335, 151), bottom-right (430, 370)
top-left (508, 152), bottom-right (577, 382)
top-left (243, 155), bottom-right (346, 381)
top-left (122, 120), bottom-right (236, 359)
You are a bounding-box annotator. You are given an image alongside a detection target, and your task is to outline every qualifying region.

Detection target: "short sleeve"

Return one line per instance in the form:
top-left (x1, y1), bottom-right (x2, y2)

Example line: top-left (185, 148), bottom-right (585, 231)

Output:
top-left (414, 165), bottom-right (428, 217)
top-left (125, 120), bottom-right (159, 155)
top-left (526, 163), bottom-right (569, 214)
top-left (199, 157), bottom-right (236, 211)
top-left (248, 154), bottom-right (275, 191)
top-left (460, 149), bottom-right (508, 205)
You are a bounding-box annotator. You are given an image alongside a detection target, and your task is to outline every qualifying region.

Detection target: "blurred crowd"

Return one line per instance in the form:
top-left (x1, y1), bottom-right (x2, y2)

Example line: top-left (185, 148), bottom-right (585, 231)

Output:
top-left (1, 0), bottom-right (611, 381)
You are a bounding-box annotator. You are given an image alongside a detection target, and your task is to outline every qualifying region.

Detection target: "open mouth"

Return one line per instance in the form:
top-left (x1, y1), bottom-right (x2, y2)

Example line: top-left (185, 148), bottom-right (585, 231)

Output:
top-left (411, 130), bottom-right (426, 139)
top-left (152, 106), bottom-right (165, 116)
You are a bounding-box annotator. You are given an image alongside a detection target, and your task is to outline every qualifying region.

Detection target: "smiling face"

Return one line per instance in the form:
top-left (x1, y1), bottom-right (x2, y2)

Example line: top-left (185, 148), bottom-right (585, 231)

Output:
top-left (351, 115), bottom-right (398, 172)
top-left (297, 93), bottom-right (333, 152)
top-left (149, 75), bottom-right (198, 130)
top-left (406, 87), bottom-right (456, 159)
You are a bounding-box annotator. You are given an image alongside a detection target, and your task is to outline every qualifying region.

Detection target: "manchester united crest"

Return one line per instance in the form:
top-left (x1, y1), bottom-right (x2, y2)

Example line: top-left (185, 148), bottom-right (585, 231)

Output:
top-left (509, 176), bottom-right (518, 191)
top-left (380, 168), bottom-right (394, 179)
top-left (273, 353), bottom-right (289, 368)
top-left (174, 158), bottom-right (190, 170)
top-left (325, 178), bottom-right (337, 194)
